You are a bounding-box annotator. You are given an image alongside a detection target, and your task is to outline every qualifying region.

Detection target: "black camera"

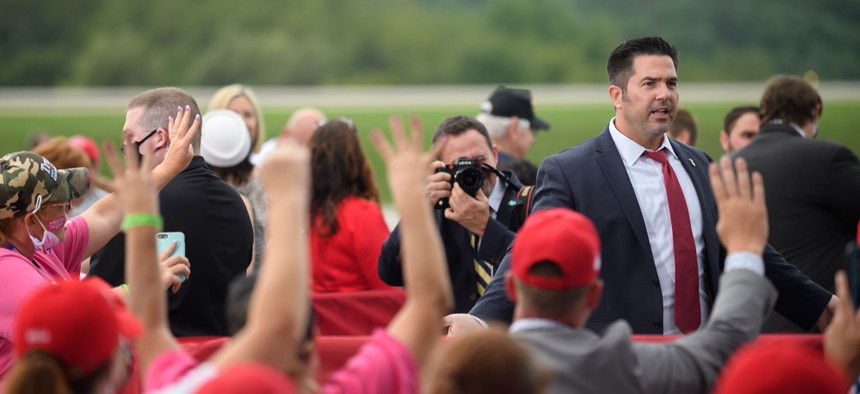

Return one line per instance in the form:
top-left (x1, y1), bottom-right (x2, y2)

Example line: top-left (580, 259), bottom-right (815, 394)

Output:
top-left (434, 157), bottom-right (485, 210)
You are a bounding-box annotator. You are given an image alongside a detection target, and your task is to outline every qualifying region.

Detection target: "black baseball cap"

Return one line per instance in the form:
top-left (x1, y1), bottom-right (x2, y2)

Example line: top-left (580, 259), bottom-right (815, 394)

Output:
top-left (479, 85), bottom-right (551, 131)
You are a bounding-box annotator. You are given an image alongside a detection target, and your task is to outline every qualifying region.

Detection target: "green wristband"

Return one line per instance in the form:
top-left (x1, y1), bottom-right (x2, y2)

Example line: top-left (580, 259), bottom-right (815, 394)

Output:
top-left (121, 213), bottom-right (163, 232)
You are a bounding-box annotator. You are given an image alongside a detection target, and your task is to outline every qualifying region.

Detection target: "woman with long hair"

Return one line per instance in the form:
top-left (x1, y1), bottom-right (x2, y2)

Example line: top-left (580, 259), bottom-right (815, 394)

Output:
top-left (206, 85), bottom-right (268, 270)
top-left (308, 119), bottom-right (393, 292)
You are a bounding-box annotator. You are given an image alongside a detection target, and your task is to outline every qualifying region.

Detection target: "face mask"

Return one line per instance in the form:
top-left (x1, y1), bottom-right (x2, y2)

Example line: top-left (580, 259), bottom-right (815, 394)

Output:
top-left (27, 215), bottom-right (61, 253)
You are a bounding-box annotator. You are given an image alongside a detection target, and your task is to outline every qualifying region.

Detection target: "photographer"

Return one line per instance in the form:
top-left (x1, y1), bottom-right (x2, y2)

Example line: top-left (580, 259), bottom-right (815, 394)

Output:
top-left (379, 115), bottom-right (526, 313)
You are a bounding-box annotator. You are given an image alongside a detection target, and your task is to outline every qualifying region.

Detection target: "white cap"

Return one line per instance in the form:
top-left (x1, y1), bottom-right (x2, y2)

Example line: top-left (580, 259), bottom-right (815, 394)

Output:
top-left (201, 110), bottom-right (252, 167)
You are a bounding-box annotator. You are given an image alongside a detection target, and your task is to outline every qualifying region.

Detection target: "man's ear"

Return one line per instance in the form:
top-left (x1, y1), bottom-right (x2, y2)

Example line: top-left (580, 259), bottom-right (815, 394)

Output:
top-left (719, 130), bottom-right (730, 152)
top-left (505, 271), bottom-right (517, 302)
top-left (506, 116), bottom-right (520, 139)
top-left (586, 279), bottom-right (603, 310)
top-left (609, 85), bottom-right (623, 110)
top-left (154, 127), bottom-right (170, 149)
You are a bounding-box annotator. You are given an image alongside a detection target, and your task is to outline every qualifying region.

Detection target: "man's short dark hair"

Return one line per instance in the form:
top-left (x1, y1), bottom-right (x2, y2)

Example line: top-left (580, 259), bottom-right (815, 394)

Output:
top-left (127, 87), bottom-right (202, 153)
top-left (432, 115), bottom-right (493, 151)
top-left (759, 75), bottom-right (822, 126)
top-left (723, 106), bottom-right (760, 136)
top-left (669, 108), bottom-right (698, 145)
top-left (607, 36), bottom-right (679, 91)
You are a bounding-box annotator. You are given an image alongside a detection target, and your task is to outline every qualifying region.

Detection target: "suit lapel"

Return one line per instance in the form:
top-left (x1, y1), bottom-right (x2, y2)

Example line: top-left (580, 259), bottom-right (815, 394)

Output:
top-left (593, 130), bottom-right (653, 257)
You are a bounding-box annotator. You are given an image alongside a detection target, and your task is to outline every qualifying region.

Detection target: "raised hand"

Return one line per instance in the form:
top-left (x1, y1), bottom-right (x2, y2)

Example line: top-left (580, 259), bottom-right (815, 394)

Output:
top-left (160, 105), bottom-right (201, 176)
top-left (259, 137), bottom-right (310, 198)
top-left (371, 114), bottom-right (444, 206)
top-left (103, 138), bottom-right (158, 215)
top-left (709, 156), bottom-right (767, 255)
top-left (824, 271), bottom-right (860, 382)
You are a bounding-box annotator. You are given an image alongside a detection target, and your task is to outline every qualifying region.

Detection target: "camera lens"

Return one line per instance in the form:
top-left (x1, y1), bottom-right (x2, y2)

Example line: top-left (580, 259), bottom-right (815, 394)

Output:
top-left (456, 167), bottom-right (483, 195)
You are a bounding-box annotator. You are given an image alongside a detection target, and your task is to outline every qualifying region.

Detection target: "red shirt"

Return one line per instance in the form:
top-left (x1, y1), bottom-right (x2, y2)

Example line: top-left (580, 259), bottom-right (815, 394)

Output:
top-left (311, 197), bottom-right (394, 293)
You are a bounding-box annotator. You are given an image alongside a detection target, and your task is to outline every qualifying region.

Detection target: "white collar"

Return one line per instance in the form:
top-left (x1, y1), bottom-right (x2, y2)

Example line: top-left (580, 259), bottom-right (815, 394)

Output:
top-left (509, 317), bottom-right (579, 333)
top-left (487, 175), bottom-right (506, 214)
top-left (608, 118), bottom-right (678, 166)
top-left (767, 119), bottom-right (807, 138)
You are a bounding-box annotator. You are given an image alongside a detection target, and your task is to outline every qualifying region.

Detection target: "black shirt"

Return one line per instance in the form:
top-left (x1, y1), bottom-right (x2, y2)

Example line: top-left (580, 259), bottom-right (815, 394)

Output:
top-left (90, 156), bottom-right (253, 337)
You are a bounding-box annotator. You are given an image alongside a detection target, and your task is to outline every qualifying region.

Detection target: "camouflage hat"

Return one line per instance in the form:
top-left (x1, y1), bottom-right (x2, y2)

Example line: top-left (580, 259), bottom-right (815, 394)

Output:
top-left (0, 152), bottom-right (89, 220)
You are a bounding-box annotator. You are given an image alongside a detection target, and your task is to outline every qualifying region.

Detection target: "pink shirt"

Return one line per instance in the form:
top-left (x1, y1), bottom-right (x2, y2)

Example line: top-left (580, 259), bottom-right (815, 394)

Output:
top-left (0, 216), bottom-right (89, 378)
top-left (146, 330), bottom-right (417, 394)
top-left (322, 329), bottom-right (417, 394)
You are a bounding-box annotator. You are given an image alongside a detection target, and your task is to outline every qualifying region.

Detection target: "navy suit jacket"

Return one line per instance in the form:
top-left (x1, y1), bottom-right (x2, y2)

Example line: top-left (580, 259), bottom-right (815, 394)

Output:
top-left (378, 172), bottom-right (525, 313)
top-left (471, 128), bottom-right (831, 334)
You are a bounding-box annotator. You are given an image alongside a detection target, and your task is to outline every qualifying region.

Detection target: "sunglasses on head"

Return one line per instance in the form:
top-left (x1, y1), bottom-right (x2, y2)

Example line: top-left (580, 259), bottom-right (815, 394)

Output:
top-left (315, 117), bottom-right (355, 131)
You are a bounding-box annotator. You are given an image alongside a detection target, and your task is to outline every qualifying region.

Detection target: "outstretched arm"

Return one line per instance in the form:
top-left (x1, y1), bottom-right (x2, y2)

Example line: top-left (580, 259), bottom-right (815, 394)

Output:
top-left (82, 106), bottom-right (200, 258)
top-left (371, 115), bottom-right (454, 367)
top-left (105, 139), bottom-right (185, 378)
top-left (208, 138), bottom-right (311, 371)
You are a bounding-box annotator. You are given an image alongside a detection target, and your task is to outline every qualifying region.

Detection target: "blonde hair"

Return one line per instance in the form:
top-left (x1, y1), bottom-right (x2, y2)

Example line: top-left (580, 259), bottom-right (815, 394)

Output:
top-left (208, 84), bottom-right (266, 153)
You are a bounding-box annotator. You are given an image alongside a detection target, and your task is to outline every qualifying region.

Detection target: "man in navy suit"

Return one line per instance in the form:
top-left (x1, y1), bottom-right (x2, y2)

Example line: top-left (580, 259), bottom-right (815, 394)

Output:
top-left (379, 115), bottom-right (525, 313)
top-left (452, 36), bottom-right (835, 335)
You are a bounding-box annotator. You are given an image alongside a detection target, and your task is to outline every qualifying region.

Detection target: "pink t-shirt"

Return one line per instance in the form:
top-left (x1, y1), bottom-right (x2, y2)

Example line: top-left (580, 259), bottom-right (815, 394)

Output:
top-left (322, 329), bottom-right (417, 394)
top-left (146, 330), bottom-right (417, 394)
top-left (145, 349), bottom-right (216, 393)
top-left (0, 216), bottom-right (89, 378)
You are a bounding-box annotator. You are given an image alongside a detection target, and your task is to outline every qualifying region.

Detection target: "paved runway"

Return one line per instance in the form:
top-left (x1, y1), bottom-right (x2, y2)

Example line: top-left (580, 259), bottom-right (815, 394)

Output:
top-left (1, 82), bottom-right (858, 110)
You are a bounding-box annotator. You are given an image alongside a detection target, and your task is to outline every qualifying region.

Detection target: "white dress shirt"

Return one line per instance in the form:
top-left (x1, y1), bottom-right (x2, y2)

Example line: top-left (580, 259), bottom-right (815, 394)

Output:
top-left (608, 119), bottom-right (709, 334)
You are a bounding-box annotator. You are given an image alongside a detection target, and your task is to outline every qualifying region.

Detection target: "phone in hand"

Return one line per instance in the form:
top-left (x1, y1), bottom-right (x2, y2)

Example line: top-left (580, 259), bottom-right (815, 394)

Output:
top-left (156, 232), bottom-right (186, 258)
top-left (157, 232), bottom-right (186, 283)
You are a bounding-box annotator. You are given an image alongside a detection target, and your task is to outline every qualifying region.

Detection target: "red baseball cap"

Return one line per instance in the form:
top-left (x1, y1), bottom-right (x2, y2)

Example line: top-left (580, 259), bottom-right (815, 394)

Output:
top-left (13, 278), bottom-right (142, 378)
top-left (196, 363), bottom-right (297, 394)
top-left (511, 208), bottom-right (601, 290)
top-left (68, 135), bottom-right (101, 168)
top-left (714, 340), bottom-right (848, 394)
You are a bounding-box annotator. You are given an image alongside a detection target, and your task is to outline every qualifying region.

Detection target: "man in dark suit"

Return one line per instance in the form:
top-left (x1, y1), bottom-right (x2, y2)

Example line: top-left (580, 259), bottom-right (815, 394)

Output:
top-left (378, 115), bottom-right (525, 313)
top-left (454, 37), bottom-right (833, 335)
top-left (734, 75), bottom-right (860, 331)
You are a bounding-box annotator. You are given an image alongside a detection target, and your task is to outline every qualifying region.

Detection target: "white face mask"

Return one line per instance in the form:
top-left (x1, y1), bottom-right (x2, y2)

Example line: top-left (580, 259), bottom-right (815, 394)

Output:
top-left (27, 215), bottom-right (61, 253)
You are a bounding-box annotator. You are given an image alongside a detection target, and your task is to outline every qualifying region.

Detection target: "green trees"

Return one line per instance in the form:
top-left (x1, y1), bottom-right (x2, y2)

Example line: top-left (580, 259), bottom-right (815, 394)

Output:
top-left (1, 0), bottom-right (857, 86)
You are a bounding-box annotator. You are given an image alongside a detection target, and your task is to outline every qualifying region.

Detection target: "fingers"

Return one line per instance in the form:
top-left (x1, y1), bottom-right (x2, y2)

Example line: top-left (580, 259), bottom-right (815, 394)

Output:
top-left (389, 114), bottom-right (409, 151)
top-left (103, 140), bottom-right (124, 180)
top-left (159, 241), bottom-right (177, 262)
top-left (734, 157), bottom-right (751, 200)
top-left (834, 271), bottom-right (853, 316)
top-left (89, 173), bottom-right (116, 194)
top-left (371, 129), bottom-right (394, 162)
top-left (719, 155), bottom-right (739, 199)
top-left (409, 114), bottom-right (423, 151)
top-left (752, 171), bottom-right (765, 206)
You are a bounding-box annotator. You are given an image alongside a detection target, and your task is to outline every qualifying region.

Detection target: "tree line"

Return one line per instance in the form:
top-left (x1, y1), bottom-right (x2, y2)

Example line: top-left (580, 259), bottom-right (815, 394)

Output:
top-left (1, 0), bottom-right (857, 86)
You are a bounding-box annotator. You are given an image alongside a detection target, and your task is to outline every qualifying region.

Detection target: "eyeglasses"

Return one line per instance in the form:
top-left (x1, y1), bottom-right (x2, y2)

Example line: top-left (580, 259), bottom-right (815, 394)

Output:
top-left (315, 117), bottom-right (355, 130)
top-left (120, 129), bottom-right (158, 157)
top-left (47, 201), bottom-right (73, 213)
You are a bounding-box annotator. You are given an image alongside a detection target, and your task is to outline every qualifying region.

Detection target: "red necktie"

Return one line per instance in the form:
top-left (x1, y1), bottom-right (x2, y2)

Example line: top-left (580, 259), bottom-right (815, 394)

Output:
top-left (642, 149), bottom-right (700, 334)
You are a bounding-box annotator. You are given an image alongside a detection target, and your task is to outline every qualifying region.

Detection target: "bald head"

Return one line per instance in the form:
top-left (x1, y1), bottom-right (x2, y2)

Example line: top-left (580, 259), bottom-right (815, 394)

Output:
top-left (282, 107), bottom-right (326, 145)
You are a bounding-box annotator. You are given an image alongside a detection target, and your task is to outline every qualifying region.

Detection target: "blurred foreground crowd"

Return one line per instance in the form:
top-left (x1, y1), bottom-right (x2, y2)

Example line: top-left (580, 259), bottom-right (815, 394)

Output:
top-left (1, 36), bottom-right (859, 394)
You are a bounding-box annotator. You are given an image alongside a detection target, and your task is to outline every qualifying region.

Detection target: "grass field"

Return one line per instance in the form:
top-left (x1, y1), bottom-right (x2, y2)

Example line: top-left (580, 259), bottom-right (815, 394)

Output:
top-left (2, 101), bottom-right (859, 201)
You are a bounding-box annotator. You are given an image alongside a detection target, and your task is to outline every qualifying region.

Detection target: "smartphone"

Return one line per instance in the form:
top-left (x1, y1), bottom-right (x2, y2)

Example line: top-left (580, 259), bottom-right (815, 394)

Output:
top-left (157, 232), bottom-right (186, 283)
top-left (156, 232), bottom-right (185, 258)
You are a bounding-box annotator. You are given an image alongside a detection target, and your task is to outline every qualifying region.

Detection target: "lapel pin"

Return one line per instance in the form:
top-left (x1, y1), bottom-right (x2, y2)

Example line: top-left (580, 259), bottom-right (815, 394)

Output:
top-left (689, 158), bottom-right (696, 167)
top-left (507, 200), bottom-right (517, 207)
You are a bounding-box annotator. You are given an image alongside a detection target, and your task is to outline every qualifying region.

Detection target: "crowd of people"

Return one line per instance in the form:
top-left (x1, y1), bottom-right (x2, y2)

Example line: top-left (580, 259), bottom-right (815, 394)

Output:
top-left (1, 35), bottom-right (859, 393)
